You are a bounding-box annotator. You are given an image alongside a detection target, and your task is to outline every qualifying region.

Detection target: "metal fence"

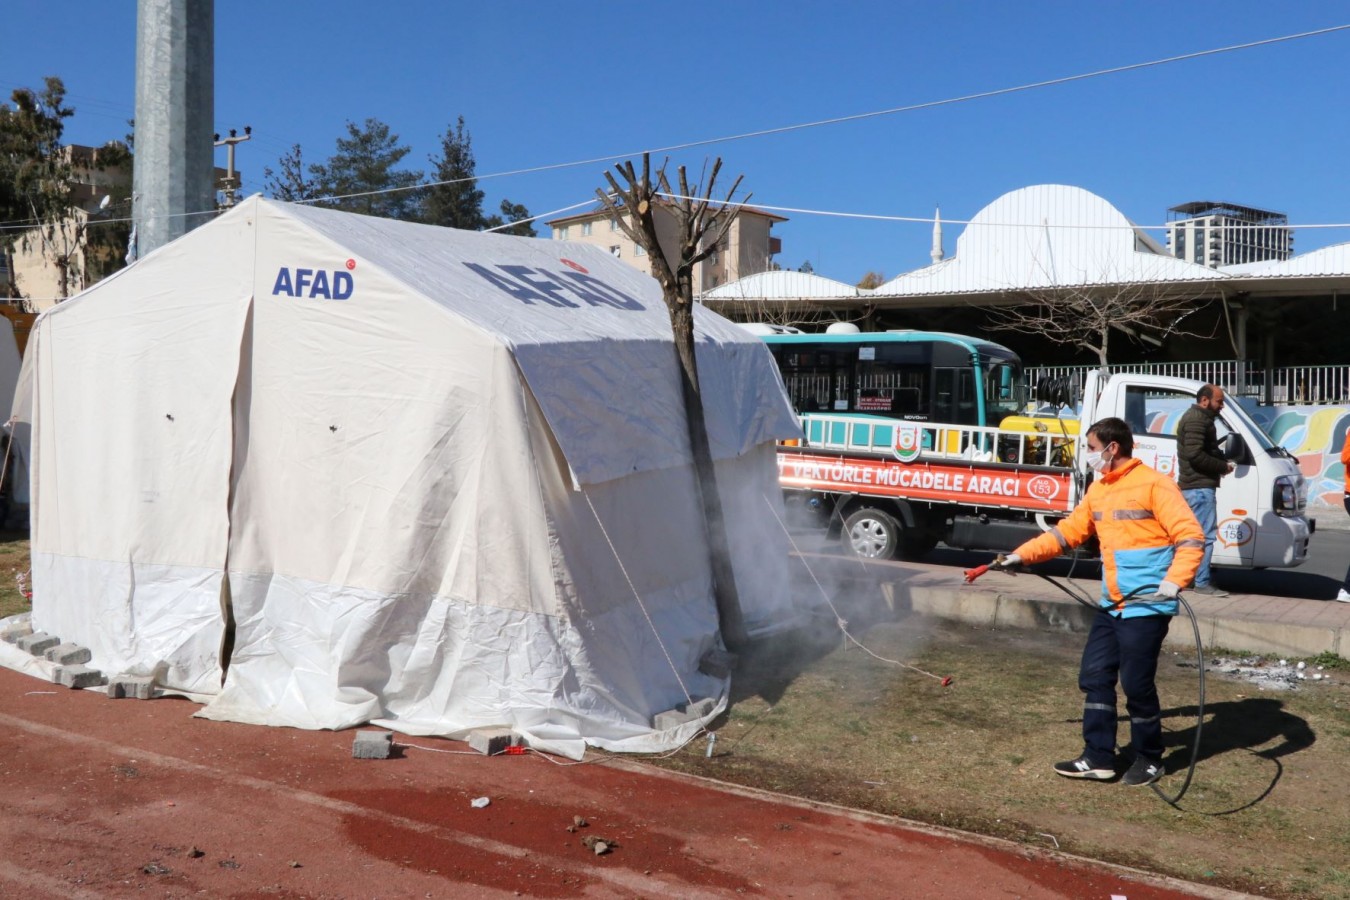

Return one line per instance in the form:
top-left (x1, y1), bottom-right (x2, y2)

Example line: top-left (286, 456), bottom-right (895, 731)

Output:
top-left (1025, 362), bottom-right (1350, 406)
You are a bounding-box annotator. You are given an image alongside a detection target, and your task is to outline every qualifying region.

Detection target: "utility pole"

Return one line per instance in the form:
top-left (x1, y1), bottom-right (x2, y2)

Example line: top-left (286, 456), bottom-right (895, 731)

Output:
top-left (133, 0), bottom-right (214, 257)
top-left (214, 127), bottom-right (251, 209)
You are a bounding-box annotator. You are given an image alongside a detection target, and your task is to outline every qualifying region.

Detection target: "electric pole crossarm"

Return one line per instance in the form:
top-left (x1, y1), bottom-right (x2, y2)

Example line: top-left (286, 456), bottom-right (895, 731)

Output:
top-left (213, 126), bottom-right (252, 209)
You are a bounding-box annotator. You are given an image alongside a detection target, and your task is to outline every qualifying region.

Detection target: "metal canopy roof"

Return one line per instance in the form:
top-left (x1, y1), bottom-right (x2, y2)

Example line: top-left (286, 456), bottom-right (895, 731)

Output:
top-left (701, 184), bottom-right (1350, 311)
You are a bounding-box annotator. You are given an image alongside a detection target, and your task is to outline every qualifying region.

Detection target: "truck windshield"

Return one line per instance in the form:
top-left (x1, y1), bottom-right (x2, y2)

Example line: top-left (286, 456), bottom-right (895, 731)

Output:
top-left (1222, 400), bottom-right (1280, 453)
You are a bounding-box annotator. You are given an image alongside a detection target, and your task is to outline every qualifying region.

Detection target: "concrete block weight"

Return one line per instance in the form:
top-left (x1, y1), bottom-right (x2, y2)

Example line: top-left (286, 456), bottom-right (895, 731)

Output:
top-left (653, 696), bottom-right (718, 731)
top-left (44, 643), bottom-right (92, 666)
top-left (107, 675), bottom-right (156, 700)
top-left (18, 632), bottom-right (60, 656)
top-left (467, 728), bottom-right (519, 756)
top-left (0, 621), bottom-right (33, 644)
top-left (54, 665), bottom-right (106, 689)
top-left (352, 730), bottom-right (394, 759)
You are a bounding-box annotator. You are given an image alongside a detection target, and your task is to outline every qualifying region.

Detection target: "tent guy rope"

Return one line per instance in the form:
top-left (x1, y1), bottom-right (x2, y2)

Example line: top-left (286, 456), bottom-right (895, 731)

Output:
top-left (762, 494), bottom-right (952, 686)
top-left (582, 490), bottom-right (696, 705)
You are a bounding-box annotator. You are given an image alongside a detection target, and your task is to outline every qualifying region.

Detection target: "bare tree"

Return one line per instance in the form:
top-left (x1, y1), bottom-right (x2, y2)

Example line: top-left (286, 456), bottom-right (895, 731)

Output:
top-left (983, 277), bottom-right (1220, 367)
top-left (596, 153), bottom-right (750, 649)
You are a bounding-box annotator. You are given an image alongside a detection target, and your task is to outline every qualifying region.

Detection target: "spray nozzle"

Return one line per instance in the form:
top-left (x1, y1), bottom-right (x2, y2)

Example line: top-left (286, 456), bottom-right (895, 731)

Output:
top-left (963, 564), bottom-right (990, 584)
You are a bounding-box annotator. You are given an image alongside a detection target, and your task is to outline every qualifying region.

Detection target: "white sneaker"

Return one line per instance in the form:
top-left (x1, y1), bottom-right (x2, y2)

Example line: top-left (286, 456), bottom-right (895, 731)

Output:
top-left (1337, 589), bottom-right (1350, 604)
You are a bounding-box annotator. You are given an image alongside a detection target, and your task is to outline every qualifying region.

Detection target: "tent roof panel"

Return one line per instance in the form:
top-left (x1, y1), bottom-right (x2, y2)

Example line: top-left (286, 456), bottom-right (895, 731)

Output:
top-left (258, 200), bottom-right (798, 485)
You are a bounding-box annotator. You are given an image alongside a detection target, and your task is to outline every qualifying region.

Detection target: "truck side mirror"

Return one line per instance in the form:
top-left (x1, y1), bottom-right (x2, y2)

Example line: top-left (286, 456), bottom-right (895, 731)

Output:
top-left (1220, 432), bottom-right (1247, 462)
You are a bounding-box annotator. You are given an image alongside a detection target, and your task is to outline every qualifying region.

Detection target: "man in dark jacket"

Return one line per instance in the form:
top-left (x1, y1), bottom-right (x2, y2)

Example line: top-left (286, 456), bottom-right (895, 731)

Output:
top-left (1176, 384), bottom-right (1235, 596)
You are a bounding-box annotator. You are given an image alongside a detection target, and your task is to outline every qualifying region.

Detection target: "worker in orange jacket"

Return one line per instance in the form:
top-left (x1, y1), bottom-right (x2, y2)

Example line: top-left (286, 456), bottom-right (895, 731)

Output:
top-left (1338, 434), bottom-right (1350, 603)
top-left (990, 417), bottom-right (1204, 787)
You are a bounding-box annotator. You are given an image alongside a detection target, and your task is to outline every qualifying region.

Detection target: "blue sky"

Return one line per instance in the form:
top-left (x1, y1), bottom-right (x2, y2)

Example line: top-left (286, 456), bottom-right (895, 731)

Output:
top-left (6, 2), bottom-right (1350, 284)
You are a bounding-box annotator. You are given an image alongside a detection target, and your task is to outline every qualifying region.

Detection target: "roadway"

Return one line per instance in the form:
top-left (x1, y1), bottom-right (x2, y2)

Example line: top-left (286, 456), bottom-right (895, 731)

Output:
top-left (1217, 523), bottom-right (1348, 600)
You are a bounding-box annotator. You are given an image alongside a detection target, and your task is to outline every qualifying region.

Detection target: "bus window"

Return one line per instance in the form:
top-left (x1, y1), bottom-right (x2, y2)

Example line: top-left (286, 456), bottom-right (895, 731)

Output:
top-left (957, 369), bottom-right (978, 425)
top-left (856, 361), bottom-right (929, 418)
top-left (779, 348), bottom-right (850, 412)
top-left (761, 333), bottom-right (1023, 429)
top-left (983, 359), bottom-right (1024, 420)
top-left (933, 368), bottom-right (956, 423)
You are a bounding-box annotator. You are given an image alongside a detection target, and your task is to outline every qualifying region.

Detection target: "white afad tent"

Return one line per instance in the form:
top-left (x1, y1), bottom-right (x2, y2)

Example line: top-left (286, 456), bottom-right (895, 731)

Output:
top-left (17, 197), bottom-right (801, 758)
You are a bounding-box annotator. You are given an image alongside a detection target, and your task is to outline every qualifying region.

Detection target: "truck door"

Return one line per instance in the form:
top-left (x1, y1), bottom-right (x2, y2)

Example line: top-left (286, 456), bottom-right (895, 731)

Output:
top-left (1117, 385), bottom-right (1256, 568)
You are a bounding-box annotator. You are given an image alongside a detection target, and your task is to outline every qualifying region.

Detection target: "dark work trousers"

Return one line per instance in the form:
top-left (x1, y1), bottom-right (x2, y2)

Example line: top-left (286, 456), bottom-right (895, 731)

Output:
top-left (1343, 494), bottom-right (1350, 592)
top-left (1078, 610), bottom-right (1172, 766)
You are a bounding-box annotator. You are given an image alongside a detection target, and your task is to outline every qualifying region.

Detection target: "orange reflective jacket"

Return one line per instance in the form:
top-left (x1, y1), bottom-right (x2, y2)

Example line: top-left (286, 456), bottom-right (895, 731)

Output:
top-left (1342, 436), bottom-right (1350, 493)
top-left (1013, 458), bottom-right (1204, 615)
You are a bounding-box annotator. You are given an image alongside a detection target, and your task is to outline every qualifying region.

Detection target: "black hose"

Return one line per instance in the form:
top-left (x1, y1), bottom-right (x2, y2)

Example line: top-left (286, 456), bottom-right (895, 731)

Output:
top-left (1023, 572), bottom-right (1205, 805)
top-left (1152, 593), bottom-right (1205, 807)
top-left (1034, 375), bottom-right (1076, 409)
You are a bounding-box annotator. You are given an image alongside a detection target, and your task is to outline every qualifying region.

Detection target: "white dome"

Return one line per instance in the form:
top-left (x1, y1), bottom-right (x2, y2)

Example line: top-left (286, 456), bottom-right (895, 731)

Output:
top-left (875, 184), bottom-right (1220, 297)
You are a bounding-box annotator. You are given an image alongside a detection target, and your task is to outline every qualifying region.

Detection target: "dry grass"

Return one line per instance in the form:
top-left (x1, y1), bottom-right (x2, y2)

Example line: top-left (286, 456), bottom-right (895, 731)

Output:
top-left (0, 533), bottom-right (30, 619)
top-left (651, 595), bottom-right (1350, 899)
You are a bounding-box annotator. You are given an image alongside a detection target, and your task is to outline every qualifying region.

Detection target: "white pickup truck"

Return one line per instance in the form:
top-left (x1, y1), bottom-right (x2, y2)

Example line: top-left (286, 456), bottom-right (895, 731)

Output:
top-left (779, 369), bottom-right (1313, 568)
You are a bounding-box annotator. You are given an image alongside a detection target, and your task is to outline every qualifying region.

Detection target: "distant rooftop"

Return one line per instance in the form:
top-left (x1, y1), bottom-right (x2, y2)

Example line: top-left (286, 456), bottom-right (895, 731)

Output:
top-left (1167, 201), bottom-right (1287, 224)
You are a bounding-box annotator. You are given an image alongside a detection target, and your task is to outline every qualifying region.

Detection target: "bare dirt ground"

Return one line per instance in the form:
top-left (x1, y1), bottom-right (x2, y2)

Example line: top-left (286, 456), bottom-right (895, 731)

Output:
top-left (0, 663), bottom-right (1222, 899)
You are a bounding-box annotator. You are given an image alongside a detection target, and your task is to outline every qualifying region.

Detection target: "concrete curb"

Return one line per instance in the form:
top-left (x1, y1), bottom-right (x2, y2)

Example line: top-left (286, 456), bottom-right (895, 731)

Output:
top-left (1309, 506), bottom-right (1350, 533)
top-left (885, 582), bottom-right (1346, 659)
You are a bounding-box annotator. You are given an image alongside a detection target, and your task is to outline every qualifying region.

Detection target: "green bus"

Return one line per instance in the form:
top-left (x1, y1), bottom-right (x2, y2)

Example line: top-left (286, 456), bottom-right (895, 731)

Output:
top-left (757, 326), bottom-right (1024, 428)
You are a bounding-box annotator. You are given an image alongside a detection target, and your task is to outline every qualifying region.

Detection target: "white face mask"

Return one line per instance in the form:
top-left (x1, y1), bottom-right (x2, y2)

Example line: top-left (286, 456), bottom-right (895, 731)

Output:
top-left (1086, 447), bottom-right (1111, 473)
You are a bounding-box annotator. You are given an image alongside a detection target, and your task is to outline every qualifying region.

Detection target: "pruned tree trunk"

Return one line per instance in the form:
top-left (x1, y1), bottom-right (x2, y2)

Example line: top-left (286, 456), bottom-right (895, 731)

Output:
top-left (667, 274), bottom-right (748, 649)
top-left (598, 154), bottom-right (750, 650)
top-left (1, 246), bottom-right (18, 299)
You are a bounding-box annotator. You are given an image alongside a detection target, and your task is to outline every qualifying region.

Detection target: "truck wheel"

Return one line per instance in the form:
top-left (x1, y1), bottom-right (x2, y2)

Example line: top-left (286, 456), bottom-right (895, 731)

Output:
top-left (842, 508), bottom-right (901, 560)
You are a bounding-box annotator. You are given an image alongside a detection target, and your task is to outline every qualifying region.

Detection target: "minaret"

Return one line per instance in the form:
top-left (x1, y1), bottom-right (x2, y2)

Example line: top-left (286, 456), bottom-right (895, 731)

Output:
top-left (930, 206), bottom-right (945, 264)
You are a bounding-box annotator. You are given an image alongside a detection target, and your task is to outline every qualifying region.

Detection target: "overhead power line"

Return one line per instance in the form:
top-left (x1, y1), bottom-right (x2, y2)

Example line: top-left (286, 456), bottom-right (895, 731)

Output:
top-left (3, 23), bottom-right (1348, 231)
top-left (652, 192), bottom-right (1350, 233)
top-left (293, 22), bottom-right (1350, 206)
top-left (10, 194), bottom-right (1350, 239)
top-left (406, 23), bottom-right (1350, 194)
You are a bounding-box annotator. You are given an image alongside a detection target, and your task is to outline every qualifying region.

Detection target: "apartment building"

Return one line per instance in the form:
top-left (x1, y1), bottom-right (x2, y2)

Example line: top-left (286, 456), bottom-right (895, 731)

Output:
top-left (548, 201), bottom-right (785, 293)
top-left (5, 145), bottom-right (238, 310)
top-left (5, 144), bottom-right (133, 309)
top-left (1165, 200), bottom-right (1293, 269)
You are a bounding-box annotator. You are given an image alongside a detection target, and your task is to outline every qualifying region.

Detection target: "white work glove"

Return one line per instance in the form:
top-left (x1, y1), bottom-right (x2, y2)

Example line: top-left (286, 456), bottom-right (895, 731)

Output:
top-left (1155, 580), bottom-right (1180, 599)
top-left (995, 553), bottom-right (1022, 569)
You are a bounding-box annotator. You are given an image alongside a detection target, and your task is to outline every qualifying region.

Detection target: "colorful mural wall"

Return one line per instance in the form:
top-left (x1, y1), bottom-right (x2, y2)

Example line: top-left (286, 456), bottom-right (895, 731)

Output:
top-left (1248, 404), bottom-right (1350, 512)
top-left (1122, 400), bottom-right (1347, 513)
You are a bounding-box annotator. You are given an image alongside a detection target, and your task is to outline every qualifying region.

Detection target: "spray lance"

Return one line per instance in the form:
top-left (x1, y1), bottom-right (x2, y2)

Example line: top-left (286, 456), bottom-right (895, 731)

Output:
top-left (961, 552), bottom-right (1018, 585)
top-left (963, 555), bottom-right (1207, 806)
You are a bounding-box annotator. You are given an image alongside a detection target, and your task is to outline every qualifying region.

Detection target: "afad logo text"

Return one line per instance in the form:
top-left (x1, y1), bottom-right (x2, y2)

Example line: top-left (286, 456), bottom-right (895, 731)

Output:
top-left (272, 258), bottom-right (357, 300)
